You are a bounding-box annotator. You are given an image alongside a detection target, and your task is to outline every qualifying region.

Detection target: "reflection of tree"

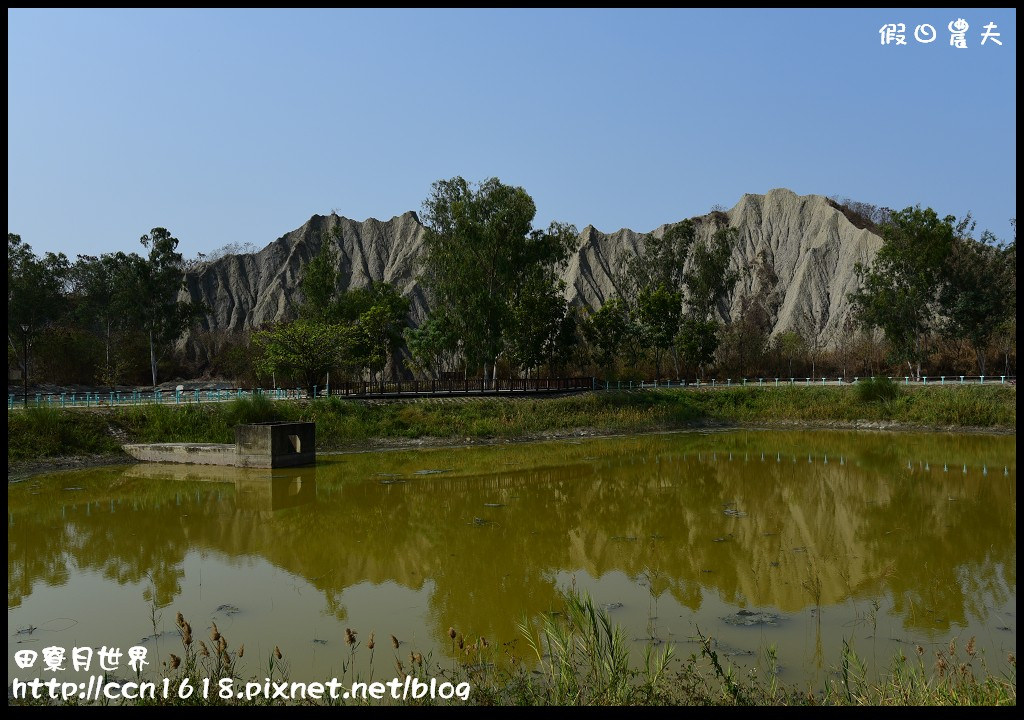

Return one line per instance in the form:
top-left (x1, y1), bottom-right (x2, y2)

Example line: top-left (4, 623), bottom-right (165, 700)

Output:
top-left (8, 431), bottom-right (1016, 645)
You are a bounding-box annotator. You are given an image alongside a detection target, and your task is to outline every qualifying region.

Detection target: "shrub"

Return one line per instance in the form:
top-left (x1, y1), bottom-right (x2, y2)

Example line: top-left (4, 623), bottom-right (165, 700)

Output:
top-left (855, 376), bottom-right (901, 403)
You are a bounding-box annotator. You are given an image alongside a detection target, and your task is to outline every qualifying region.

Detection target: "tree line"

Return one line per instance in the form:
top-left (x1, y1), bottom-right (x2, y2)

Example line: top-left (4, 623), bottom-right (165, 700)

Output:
top-left (8, 229), bottom-right (204, 389)
top-left (7, 180), bottom-right (1017, 393)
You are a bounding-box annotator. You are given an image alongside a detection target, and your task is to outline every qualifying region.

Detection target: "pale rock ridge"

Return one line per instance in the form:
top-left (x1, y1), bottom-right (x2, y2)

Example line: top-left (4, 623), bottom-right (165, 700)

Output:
top-left (180, 189), bottom-right (881, 363)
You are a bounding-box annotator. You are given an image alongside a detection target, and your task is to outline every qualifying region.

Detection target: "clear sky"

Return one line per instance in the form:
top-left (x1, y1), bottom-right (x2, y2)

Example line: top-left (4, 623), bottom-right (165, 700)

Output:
top-left (7, 8), bottom-right (1017, 260)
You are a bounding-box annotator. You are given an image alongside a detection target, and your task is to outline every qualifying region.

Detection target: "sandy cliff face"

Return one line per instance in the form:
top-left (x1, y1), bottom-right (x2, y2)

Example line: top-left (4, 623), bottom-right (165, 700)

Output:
top-left (180, 189), bottom-right (880, 362)
top-left (563, 189), bottom-right (881, 347)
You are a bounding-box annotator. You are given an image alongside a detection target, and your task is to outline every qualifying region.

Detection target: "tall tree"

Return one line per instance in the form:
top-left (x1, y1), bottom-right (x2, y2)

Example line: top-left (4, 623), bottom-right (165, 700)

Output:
top-left (133, 228), bottom-right (204, 387)
top-left (356, 283), bottom-right (411, 381)
top-left (619, 221), bottom-right (695, 302)
top-left (70, 252), bottom-right (137, 386)
top-left (298, 238), bottom-right (342, 322)
top-left (420, 177), bottom-right (574, 385)
top-left (849, 206), bottom-right (968, 379)
top-left (636, 284), bottom-right (683, 380)
top-left (679, 226), bottom-right (738, 378)
top-left (505, 223), bottom-right (577, 377)
top-left (584, 297), bottom-right (630, 378)
top-left (683, 227), bottom-right (738, 322)
top-left (296, 241), bottom-right (411, 381)
top-left (615, 220), bottom-right (696, 377)
top-left (940, 230), bottom-right (1016, 375)
top-left (8, 233), bottom-right (71, 383)
top-left (676, 317), bottom-right (720, 379)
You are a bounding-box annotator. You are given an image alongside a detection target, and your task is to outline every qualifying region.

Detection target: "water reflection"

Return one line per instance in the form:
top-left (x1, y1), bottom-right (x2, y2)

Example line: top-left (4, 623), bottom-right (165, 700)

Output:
top-left (7, 430), bottom-right (1016, 685)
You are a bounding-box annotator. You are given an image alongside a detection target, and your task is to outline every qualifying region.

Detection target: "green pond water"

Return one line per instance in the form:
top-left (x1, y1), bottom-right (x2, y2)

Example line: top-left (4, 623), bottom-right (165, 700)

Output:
top-left (7, 430), bottom-right (1017, 692)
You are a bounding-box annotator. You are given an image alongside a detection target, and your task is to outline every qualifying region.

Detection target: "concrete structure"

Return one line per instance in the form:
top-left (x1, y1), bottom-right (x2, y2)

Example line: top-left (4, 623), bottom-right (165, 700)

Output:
top-left (123, 422), bottom-right (315, 468)
top-left (235, 421), bottom-right (316, 468)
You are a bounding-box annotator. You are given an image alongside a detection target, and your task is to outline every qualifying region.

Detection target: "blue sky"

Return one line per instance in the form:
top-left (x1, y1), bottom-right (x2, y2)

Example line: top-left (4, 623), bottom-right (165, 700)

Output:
top-left (7, 8), bottom-right (1017, 260)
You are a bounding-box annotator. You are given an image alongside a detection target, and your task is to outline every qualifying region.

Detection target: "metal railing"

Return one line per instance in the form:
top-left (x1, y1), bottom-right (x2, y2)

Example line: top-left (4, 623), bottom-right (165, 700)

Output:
top-left (596, 375), bottom-right (1015, 390)
top-left (7, 377), bottom-right (597, 410)
top-left (7, 374), bottom-right (1015, 410)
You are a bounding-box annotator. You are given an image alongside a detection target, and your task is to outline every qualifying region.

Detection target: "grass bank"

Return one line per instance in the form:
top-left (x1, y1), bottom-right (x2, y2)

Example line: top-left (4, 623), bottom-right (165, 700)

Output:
top-left (7, 383), bottom-right (1015, 464)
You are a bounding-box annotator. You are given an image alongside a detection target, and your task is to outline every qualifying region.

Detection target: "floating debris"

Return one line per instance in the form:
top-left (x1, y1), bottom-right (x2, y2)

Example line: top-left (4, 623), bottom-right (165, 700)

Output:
top-left (471, 517), bottom-right (494, 526)
top-left (375, 472), bottom-right (402, 477)
top-left (15, 625), bottom-right (37, 636)
top-left (713, 535), bottom-right (733, 543)
top-left (791, 546), bottom-right (807, 553)
top-left (62, 487), bottom-right (84, 491)
top-left (603, 602), bottom-right (624, 611)
top-left (723, 508), bottom-right (748, 518)
top-left (413, 469), bottom-right (451, 475)
top-left (214, 604), bottom-right (241, 616)
top-left (380, 478), bottom-right (407, 485)
top-left (723, 609), bottom-right (782, 627)
top-left (138, 630), bottom-right (179, 643)
top-left (610, 536), bottom-right (638, 542)
top-left (313, 638), bottom-right (328, 645)
top-left (634, 636), bottom-right (667, 645)
top-left (483, 503), bottom-right (505, 508)
top-left (723, 647), bottom-right (756, 657)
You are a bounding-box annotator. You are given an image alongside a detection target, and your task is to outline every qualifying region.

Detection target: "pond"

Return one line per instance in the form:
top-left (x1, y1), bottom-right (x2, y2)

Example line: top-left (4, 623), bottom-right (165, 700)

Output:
top-left (7, 430), bottom-right (1016, 693)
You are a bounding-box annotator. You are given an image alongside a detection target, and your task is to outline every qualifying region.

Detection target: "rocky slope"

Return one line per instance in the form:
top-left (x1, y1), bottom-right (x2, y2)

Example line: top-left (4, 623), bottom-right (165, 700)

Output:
top-left (179, 188), bottom-right (881, 363)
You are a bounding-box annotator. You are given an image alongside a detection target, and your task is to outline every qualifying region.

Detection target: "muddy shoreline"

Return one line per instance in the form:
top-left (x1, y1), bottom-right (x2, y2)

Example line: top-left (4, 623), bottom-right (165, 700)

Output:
top-left (7, 418), bottom-right (1014, 483)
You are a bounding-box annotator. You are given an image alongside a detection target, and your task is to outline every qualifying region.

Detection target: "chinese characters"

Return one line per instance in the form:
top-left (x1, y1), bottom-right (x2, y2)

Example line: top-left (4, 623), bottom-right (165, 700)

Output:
top-left (880, 19), bottom-right (1003, 48)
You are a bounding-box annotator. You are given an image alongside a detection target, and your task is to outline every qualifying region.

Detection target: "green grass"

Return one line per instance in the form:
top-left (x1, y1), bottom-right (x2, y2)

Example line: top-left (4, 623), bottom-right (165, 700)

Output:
top-left (854, 376), bottom-right (902, 403)
top-left (6, 385), bottom-right (1015, 463)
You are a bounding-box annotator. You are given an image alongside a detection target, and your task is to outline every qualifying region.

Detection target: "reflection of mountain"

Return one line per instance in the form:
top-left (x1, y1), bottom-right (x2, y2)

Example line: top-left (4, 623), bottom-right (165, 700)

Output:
top-left (7, 431), bottom-right (1016, 646)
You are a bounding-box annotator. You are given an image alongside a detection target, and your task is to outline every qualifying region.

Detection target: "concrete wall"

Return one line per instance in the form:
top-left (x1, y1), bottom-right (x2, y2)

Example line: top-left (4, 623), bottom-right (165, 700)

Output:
top-left (122, 443), bottom-right (238, 466)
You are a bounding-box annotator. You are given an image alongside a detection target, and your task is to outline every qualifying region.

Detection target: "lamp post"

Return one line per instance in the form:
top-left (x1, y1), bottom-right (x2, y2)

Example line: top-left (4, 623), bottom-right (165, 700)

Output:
top-left (20, 323), bottom-right (28, 409)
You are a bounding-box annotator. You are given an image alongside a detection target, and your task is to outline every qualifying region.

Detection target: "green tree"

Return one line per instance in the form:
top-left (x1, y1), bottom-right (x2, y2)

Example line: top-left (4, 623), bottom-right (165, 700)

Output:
top-left (940, 230), bottom-right (1016, 375)
top-left (614, 220), bottom-right (697, 378)
top-left (70, 252), bottom-right (138, 386)
top-left (775, 330), bottom-right (806, 378)
top-left (683, 227), bottom-right (738, 321)
top-left (132, 228), bottom-right (205, 387)
top-left (637, 284), bottom-right (682, 380)
top-left (678, 227), bottom-right (738, 379)
top-left (357, 285), bottom-right (411, 381)
top-left (8, 233), bottom-right (72, 385)
top-left (296, 241), bottom-right (411, 381)
top-left (254, 319), bottom-right (358, 396)
top-left (504, 223), bottom-right (578, 377)
top-left (619, 221), bottom-right (695, 301)
top-left (506, 273), bottom-right (569, 377)
top-left (585, 297), bottom-right (630, 377)
top-left (849, 206), bottom-right (967, 379)
top-left (298, 241), bottom-right (342, 322)
top-left (676, 317), bottom-right (719, 379)
top-left (420, 177), bottom-right (575, 386)
top-left (404, 312), bottom-right (461, 379)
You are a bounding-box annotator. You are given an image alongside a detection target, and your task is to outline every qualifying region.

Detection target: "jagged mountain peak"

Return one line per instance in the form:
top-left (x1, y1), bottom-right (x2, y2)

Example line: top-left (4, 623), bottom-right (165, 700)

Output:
top-left (179, 190), bottom-right (881, 363)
